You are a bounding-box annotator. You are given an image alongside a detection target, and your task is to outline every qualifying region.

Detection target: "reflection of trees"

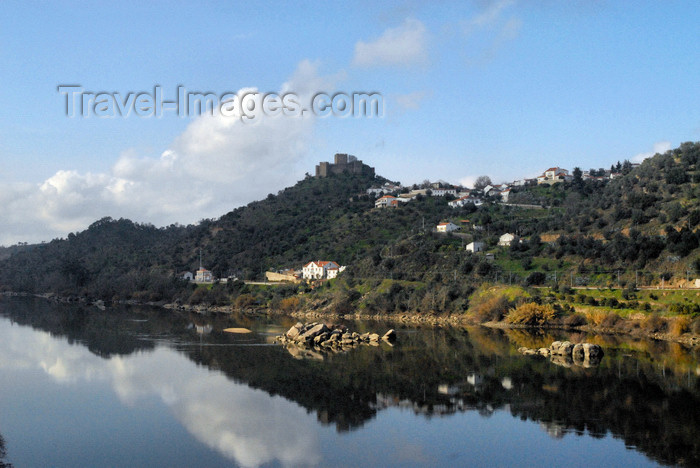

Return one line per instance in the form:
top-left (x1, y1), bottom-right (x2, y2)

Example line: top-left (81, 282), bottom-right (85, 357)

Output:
top-left (3, 297), bottom-right (700, 466)
top-left (0, 432), bottom-right (13, 468)
top-left (0, 297), bottom-right (163, 357)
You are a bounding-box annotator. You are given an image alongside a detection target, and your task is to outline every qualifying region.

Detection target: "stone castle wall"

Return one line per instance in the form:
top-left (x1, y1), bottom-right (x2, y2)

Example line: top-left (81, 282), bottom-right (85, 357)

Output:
top-left (315, 153), bottom-right (375, 178)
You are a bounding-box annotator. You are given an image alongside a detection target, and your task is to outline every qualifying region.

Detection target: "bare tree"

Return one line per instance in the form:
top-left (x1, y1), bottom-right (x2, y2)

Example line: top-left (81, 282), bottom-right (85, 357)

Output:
top-left (474, 175), bottom-right (492, 190)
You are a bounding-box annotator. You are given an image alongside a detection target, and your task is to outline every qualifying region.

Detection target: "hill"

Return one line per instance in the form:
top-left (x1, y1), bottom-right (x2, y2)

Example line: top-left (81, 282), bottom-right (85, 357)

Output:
top-left (0, 143), bottom-right (699, 318)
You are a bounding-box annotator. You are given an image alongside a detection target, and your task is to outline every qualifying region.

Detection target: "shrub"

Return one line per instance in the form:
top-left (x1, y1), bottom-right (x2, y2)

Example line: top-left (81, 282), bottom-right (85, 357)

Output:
top-left (279, 296), bottom-right (301, 312)
top-left (668, 302), bottom-right (700, 317)
top-left (600, 312), bottom-right (622, 328)
top-left (692, 318), bottom-right (700, 335)
top-left (585, 296), bottom-right (599, 306)
top-left (641, 314), bottom-right (667, 333)
top-left (670, 316), bottom-right (691, 336)
top-left (563, 313), bottom-right (587, 327)
top-left (187, 286), bottom-right (209, 305)
top-left (525, 272), bottom-right (546, 286)
top-left (505, 302), bottom-right (558, 326)
top-left (472, 294), bottom-right (511, 322)
top-left (234, 294), bottom-right (257, 308)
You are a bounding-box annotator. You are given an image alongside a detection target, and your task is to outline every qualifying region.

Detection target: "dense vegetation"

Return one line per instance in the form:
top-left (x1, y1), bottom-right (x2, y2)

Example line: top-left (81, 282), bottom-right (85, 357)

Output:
top-left (1, 142), bottom-right (699, 322)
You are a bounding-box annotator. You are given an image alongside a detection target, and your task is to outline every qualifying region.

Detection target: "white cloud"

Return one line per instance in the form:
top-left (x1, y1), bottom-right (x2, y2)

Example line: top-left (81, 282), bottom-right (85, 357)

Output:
top-left (458, 175), bottom-right (478, 188)
top-left (460, 0), bottom-right (521, 63)
top-left (394, 90), bottom-right (429, 110)
top-left (353, 18), bottom-right (428, 68)
top-left (631, 141), bottom-right (672, 163)
top-left (0, 321), bottom-right (322, 467)
top-left (465, 0), bottom-right (516, 32)
top-left (0, 60), bottom-right (336, 245)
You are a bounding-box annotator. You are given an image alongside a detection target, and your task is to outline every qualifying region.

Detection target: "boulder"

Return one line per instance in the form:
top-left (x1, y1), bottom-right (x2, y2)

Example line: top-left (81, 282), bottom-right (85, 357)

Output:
top-left (383, 329), bottom-right (397, 341)
top-left (537, 348), bottom-right (551, 357)
top-left (582, 343), bottom-right (603, 359)
top-left (550, 341), bottom-right (574, 356)
top-left (369, 333), bottom-right (380, 342)
top-left (300, 323), bottom-right (329, 340)
top-left (285, 323), bottom-right (304, 339)
top-left (571, 343), bottom-right (585, 361)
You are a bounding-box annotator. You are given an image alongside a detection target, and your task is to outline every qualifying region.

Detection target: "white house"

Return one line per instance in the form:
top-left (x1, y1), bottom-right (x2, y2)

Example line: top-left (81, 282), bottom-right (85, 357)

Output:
top-left (436, 222), bottom-right (460, 233)
top-left (431, 188), bottom-right (458, 197)
top-left (326, 265), bottom-right (346, 279)
top-left (195, 267), bottom-right (214, 283)
top-left (466, 241), bottom-right (486, 253)
top-left (375, 195), bottom-right (399, 208)
top-left (367, 183), bottom-right (402, 196)
top-left (500, 189), bottom-right (511, 202)
top-left (537, 167), bottom-right (572, 185)
top-left (302, 261), bottom-right (341, 280)
top-left (498, 233), bottom-right (519, 247)
top-left (396, 194), bottom-right (415, 203)
top-left (448, 195), bottom-right (483, 208)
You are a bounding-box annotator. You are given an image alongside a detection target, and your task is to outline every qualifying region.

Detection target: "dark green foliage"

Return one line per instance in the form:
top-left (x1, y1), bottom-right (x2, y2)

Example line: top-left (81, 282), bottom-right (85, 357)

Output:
top-left (524, 271), bottom-right (546, 286)
top-left (2, 142), bottom-right (700, 309)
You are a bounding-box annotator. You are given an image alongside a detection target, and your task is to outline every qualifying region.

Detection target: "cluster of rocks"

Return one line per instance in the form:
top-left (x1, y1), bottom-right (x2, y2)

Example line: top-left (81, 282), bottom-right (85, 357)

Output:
top-left (518, 341), bottom-right (604, 368)
top-left (276, 322), bottom-right (396, 354)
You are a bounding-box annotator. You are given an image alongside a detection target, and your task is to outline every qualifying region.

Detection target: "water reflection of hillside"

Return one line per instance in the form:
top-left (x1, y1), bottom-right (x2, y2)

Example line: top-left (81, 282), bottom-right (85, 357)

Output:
top-left (1, 297), bottom-right (699, 466)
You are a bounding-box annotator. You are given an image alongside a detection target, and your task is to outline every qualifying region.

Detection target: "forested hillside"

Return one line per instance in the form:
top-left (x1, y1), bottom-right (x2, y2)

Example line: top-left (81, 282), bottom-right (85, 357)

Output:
top-left (0, 142), bottom-right (699, 314)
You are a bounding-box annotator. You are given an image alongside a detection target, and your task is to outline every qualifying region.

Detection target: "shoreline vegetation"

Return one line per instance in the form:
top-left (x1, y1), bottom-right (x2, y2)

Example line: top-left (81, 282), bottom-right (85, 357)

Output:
top-left (5, 287), bottom-right (699, 349)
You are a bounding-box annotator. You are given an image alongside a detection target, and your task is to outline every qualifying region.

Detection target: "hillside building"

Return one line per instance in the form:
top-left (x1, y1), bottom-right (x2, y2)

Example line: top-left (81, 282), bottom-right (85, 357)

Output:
top-left (315, 153), bottom-right (375, 178)
top-left (302, 260), bottom-right (344, 280)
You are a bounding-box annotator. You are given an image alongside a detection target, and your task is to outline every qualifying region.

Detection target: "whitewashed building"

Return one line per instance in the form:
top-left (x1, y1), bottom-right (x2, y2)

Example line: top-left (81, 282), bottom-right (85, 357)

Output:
top-left (498, 233), bottom-right (519, 247)
top-left (375, 195), bottom-right (399, 208)
top-left (466, 241), bottom-right (486, 253)
top-left (195, 267), bottom-right (214, 283)
top-left (431, 188), bottom-right (458, 197)
top-left (436, 222), bottom-right (460, 233)
top-left (302, 261), bottom-right (342, 280)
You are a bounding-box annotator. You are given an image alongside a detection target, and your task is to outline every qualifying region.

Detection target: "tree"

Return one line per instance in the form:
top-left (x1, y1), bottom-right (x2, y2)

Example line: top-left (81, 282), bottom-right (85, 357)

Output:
top-left (474, 176), bottom-right (492, 190)
top-left (573, 167), bottom-right (583, 186)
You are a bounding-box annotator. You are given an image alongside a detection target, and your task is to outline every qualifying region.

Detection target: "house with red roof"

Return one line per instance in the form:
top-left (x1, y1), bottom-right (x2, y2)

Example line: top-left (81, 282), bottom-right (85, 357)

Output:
top-left (302, 260), bottom-right (342, 280)
top-left (537, 167), bottom-right (572, 185)
top-left (375, 195), bottom-right (399, 208)
top-left (436, 222), bottom-right (460, 233)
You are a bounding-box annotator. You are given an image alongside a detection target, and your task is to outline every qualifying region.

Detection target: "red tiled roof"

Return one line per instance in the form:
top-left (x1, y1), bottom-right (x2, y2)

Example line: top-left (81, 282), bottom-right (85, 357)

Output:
top-left (305, 260), bottom-right (338, 268)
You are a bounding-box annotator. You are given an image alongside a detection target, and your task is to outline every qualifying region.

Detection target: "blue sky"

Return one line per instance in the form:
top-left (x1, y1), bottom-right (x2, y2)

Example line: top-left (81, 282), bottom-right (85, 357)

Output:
top-left (1, 1), bottom-right (699, 244)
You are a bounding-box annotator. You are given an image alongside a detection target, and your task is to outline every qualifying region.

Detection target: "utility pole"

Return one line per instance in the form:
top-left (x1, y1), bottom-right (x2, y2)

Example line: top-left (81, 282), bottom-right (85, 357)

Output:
top-left (635, 270), bottom-right (638, 289)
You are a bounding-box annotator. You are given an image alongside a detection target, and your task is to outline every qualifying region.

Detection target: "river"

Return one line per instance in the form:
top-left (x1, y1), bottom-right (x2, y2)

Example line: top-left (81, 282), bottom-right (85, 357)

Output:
top-left (0, 297), bottom-right (698, 467)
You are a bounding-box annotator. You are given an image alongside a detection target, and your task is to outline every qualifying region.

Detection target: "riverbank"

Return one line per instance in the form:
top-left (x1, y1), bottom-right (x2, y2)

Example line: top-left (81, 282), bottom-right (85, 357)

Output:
top-left (4, 291), bottom-right (699, 348)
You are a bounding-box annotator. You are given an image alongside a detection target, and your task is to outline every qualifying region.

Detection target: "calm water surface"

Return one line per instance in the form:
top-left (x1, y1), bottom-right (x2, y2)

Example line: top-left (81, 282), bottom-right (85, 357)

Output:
top-left (0, 297), bottom-right (698, 467)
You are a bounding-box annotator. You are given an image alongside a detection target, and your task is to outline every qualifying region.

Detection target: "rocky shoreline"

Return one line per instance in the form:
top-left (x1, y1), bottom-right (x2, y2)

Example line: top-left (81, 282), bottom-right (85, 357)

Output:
top-left (3, 291), bottom-right (699, 348)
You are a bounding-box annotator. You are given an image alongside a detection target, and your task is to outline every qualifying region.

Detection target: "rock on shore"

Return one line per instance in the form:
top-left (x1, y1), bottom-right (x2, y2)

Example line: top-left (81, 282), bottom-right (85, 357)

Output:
top-left (275, 322), bottom-right (396, 359)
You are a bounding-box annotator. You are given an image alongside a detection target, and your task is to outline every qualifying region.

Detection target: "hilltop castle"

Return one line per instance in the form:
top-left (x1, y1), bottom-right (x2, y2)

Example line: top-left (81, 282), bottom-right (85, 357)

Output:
top-left (315, 153), bottom-right (375, 178)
